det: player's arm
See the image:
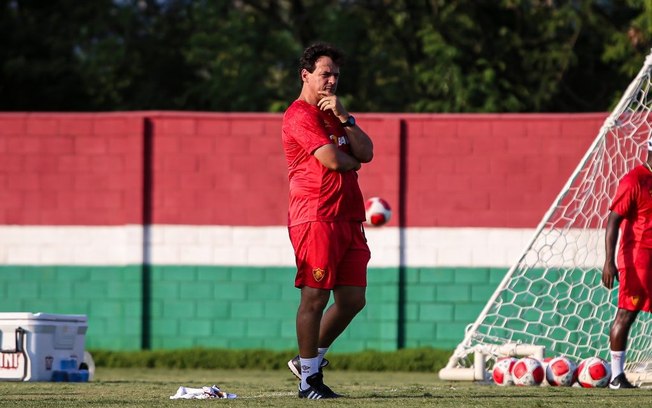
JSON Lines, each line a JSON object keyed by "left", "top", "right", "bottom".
{"left": 313, "top": 143, "right": 361, "bottom": 172}
{"left": 317, "top": 91, "right": 373, "bottom": 163}
{"left": 342, "top": 123, "right": 373, "bottom": 163}
{"left": 602, "top": 210, "right": 624, "bottom": 289}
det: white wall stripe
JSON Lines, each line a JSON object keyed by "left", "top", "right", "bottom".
{"left": 0, "top": 226, "right": 144, "bottom": 265}
{"left": 0, "top": 225, "right": 548, "bottom": 268}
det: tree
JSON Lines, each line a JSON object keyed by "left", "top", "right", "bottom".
{"left": 1, "top": 0, "right": 651, "bottom": 113}
{"left": 0, "top": 0, "right": 112, "bottom": 110}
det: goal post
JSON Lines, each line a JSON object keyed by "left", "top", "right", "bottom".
{"left": 439, "top": 50, "right": 652, "bottom": 384}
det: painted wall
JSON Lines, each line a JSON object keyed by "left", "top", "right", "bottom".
{"left": 0, "top": 112, "right": 605, "bottom": 351}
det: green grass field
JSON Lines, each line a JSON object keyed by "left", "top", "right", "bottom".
{"left": 0, "top": 368, "right": 648, "bottom": 407}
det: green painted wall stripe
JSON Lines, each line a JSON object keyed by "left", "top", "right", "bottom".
{"left": 0, "top": 265, "right": 505, "bottom": 351}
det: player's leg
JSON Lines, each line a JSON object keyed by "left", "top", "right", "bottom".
{"left": 610, "top": 254, "right": 643, "bottom": 389}
{"left": 318, "top": 222, "right": 370, "bottom": 353}
{"left": 288, "top": 222, "right": 342, "bottom": 398}
{"left": 609, "top": 308, "right": 638, "bottom": 388}
{"left": 296, "top": 286, "right": 330, "bottom": 386}
{"left": 319, "top": 285, "right": 366, "bottom": 348}
{"left": 295, "top": 287, "right": 342, "bottom": 398}
{"left": 609, "top": 248, "right": 652, "bottom": 388}
{"left": 610, "top": 308, "right": 638, "bottom": 351}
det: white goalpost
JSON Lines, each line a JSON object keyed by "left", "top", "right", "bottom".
{"left": 439, "top": 49, "right": 652, "bottom": 384}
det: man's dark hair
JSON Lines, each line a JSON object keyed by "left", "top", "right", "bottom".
{"left": 299, "top": 42, "right": 344, "bottom": 75}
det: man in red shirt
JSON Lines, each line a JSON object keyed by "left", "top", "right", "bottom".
{"left": 281, "top": 42, "right": 373, "bottom": 399}
{"left": 601, "top": 144, "right": 652, "bottom": 389}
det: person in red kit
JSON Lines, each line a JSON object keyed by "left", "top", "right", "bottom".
{"left": 601, "top": 140, "right": 652, "bottom": 389}
{"left": 281, "top": 42, "right": 373, "bottom": 399}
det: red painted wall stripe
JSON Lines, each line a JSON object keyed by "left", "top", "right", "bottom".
{"left": 0, "top": 112, "right": 605, "bottom": 228}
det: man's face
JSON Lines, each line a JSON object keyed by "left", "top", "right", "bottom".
{"left": 302, "top": 56, "right": 340, "bottom": 98}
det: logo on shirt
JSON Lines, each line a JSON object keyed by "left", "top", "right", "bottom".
{"left": 329, "top": 134, "right": 348, "bottom": 147}
{"left": 312, "top": 267, "right": 325, "bottom": 282}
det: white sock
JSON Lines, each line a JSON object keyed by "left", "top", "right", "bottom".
{"left": 299, "top": 357, "right": 319, "bottom": 391}
{"left": 611, "top": 350, "right": 625, "bottom": 379}
{"left": 317, "top": 347, "right": 329, "bottom": 366}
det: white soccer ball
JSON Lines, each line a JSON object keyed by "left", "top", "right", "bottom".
{"left": 365, "top": 197, "right": 392, "bottom": 227}
{"left": 545, "top": 356, "right": 577, "bottom": 386}
{"left": 577, "top": 357, "right": 611, "bottom": 388}
{"left": 512, "top": 357, "right": 544, "bottom": 386}
{"left": 492, "top": 357, "right": 517, "bottom": 386}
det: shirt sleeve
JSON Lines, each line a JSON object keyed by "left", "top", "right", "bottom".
{"left": 610, "top": 175, "right": 638, "bottom": 217}
{"left": 287, "top": 106, "right": 331, "bottom": 155}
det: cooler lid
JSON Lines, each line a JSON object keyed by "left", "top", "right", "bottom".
{"left": 0, "top": 312, "right": 87, "bottom": 323}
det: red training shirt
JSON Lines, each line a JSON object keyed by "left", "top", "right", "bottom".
{"left": 282, "top": 99, "right": 365, "bottom": 227}
{"left": 610, "top": 165, "right": 652, "bottom": 251}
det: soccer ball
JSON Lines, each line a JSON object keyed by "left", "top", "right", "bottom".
{"left": 365, "top": 197, "right": 392, "bottom": 227}
{"left": 492, "top": 357, "right": 517, "bottom": 386}
{"left": 512, "top": 357, "right": 544, "bottom": 386}
{"left": 577, "top": 357, "right": 611, "bottom": 388}
{"left": 545, "top": 356, "right": 577, "bottom": 386}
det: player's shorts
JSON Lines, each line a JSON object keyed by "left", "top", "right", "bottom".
{"left": 617, "top": 246, "right": 652, "bottom": 312}
{"left": 288, "top": 221, "right": 371, "bottom": 290}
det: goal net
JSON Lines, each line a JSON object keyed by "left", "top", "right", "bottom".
{"left": 439, "top": 50, "right": 652, "bottom": 384}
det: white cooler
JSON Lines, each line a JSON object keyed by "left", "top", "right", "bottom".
{"left": 0, "top": 312, "right": 88, "bottom": 381}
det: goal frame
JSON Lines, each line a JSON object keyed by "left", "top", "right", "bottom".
{"left": 439, "top": 50, "right": 652, "bottom": 384}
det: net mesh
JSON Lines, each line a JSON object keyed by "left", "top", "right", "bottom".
{"left": 449, "top": 52, "right": 652, "bottom": 376}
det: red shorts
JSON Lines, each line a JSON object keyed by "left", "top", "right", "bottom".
{"left": 288, "top": 221, "right": 371, "bottom": 289}
{"left": 617, "top": 246, "right": 652, "bottom": 312}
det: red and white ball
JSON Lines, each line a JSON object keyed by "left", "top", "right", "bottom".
{"left": 493, "top": 357, "right": 517, "bottom": 386}
{"left": 512, "top": 357, "right": 544, "bottom": 386}
{"left": 545, "top": 356, "right": 577, "bottom": 386}
{"left": 577, "top": 357, "right": 611, "bottom": 388}
{"left": 365, "top": 197, "right": 392, "bottom": 227}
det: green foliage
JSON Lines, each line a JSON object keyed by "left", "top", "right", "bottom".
{"left": 90, "top": 347, "right": 452, "bottom": 372}
{"left": 602, "top": 0, "right": 651, "bottom": 108}
{"left": 329, "top": 348, "right": 451, "bottom": 372}
{"left": 2, "top": 0, "right": 652, "bottom": 112}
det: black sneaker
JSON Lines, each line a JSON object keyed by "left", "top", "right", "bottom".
{"left": 297, "top": 373, "right": 341, "bottom": 399}
{"left": 287, "top": 355, "right": 329, "bottom": 380}
{"left": 610, "top": 373, "right": 637, "bottom": 389}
